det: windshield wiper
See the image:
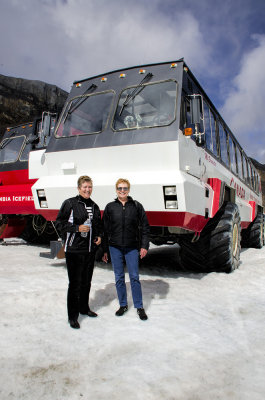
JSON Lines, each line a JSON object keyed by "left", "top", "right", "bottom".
{"left": 62, "top": 84, "right": 97, "bottom": 123}
{"left": 119, "top": 73, "right": 153, "bottom": 116}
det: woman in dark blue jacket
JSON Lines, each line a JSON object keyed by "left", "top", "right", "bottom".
{"left": 102, "top": 178, "right": 149, "bottom": 320}
{"left": 56, "top": 175, "right": 102, "bottom": 329}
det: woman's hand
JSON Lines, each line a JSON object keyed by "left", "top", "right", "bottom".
{"left": 102, "top": 252, "right": 108, "bottom": 263}
{"left": 79, "top": 224, "right": 90, "bottom": 233}
{"left": 140, "top": 248, "right": 148, "bottom": 259}
{"left": 94, "top": 236, "right": 101, "bottom": 245}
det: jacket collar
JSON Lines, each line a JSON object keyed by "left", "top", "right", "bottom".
{"left": 115, "top": 195, "right": 133, "bottom": 204}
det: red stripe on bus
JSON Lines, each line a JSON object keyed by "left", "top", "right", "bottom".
{"left": 249, "top": 201, "right": 256, "bottom": 222}
{"left": 42, "top": 209, "right": 209, "bottom": 232}
{"left": 207, "top": 178, "right": 222, "bottom": 217}
{"left": 0, "top": 169, "right": 36, "bottom": 185}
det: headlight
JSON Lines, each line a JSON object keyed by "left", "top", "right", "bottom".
{"left": 163, "top": 186, "right": 178, "bottom": 209}
{"left": 37, "top": 189, "right": 48, "bottom": 208}
{"left": 165, "top": 200, "right": 178, "bottom": 209}
{"left": 164, "top": 186, "right": 177, "bottom": 196}
{"left": 37, "top": 189, "right": 46, "bottom": 197}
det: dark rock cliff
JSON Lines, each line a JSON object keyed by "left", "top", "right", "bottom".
{"left": 0, "top": 74, "right": 68, "bottom": 139}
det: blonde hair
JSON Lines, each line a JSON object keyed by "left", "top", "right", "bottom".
{"left": 115, "top": 178, "right": 130, "bottom": 190}
{"left": 77, "top": 175, "right": 93, "bottom": 188}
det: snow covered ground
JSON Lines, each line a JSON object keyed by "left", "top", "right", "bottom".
{"left": 1, "top": 242, "right": 265, "bottom": 400}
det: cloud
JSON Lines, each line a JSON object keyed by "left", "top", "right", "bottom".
{"left": 44, "top": 0, "right": 213, "bottom": 90}
{"left": 0, "top": 0, "right": 211, "bottom": 91}
{"left": 221, "top": 34, "right": 265, "bottom": 161}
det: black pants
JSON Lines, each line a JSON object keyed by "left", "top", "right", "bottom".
{"left": 65, "top": 252, "right": 95, "bottom": 320}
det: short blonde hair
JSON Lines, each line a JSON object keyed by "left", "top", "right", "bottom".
{"left": 77, "top": 175, "right": 93, "bottom": 188}
{"left": 115, "top": 178, "right": 130, "bottom": 190}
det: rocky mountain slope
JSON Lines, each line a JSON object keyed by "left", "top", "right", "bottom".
{"left": 0, "top": 74, "right": 68, "bottom": 139}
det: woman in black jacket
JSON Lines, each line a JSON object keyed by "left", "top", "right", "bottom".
{"left": 56, "top": 175, "right": 102, "bottom": 329}
{"left": 102, "top": 178, "right": 149, "bottom": 320}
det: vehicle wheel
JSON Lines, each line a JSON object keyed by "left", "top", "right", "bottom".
{"left": 241, "top": 212, "right": 264, "bottom": 249}
{"left": 180, "top": 202, "right": 241, "bottom": 273}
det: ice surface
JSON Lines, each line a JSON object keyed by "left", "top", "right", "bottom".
{"left": 1, "top": 243, "right": 265, "bottom": 400}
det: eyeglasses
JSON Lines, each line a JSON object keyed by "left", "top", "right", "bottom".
{"left": 117, "top": 187, "right": 129, "bottom": 191}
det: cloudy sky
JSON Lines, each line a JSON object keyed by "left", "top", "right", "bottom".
{"left": 0, "top": 0, "right": 265, "bottom": 162}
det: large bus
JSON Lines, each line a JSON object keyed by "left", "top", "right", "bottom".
{"left": 0, "top": 112, "right": 57, "bottom": 240}
{"left": 29, "top": 59, "right": 263, "bottom": 272}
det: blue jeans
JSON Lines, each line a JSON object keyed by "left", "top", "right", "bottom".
{"left": 109, "top": 246, "right": 143, "bottom": 309}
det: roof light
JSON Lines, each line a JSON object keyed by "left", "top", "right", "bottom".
{"left": 184, "top": 66, "right": 189, "bottom": 73}
{"left": 119, "top": 73, "right": 126, "bottom": 78}
{"left": 170, "top": 63, "right": 177, "bottom": 68}
{"left": 22, "top": 126, "right": 26, "bottom": 129}
{"left": 75, "top": 83, "right": 82, "bottom": 87}
{"left": 101, "top": 77, "right": 107, "bottom": 82}
{"left": 139, "top": 69, "right": 146, "bottom": 74}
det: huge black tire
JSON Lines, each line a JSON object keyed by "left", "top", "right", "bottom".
{"left": 180, "top": 202, "right": 241, "bottom": 273}
{"left": 241, "top": 212, "right": 264, "bottom": 249}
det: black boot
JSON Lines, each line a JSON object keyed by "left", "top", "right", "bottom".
{"left": 115, "top": 305, "right": 128, "bottom": 316}
{"left": 69, "top": 319, "right": 80, "bottom": 329}
{"left": 137, "top": 308, "right": 148, "bottom": 320}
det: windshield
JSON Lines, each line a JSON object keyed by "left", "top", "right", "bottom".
{"left": 0, "top": 136, "right": 25, "bottom": 163}
{"left": 113, "top": 80, "right": 177, "bottom": 131}
{"left": 56, "top": 91, "right": 114, "bottom": 137}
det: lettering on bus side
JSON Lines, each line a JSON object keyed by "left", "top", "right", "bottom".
{"left": 0, "top": 196, "right": 34, "bottom": 202}
{"left": 230, "top": 178, "right": 246, "bottom": 199}
{"left": 205, "top": 153, "right": 217, "bottom": 166}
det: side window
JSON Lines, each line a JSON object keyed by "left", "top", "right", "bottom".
{"left": 204, "top": 102, "right": 218, "bottom": 156}
{"left": 0, "top": 136, "right": 25, "bottom": 163}
{"left": 20, "top": 143, "right": 31, "bottom": 161}
{"left": 253, "top": 170, "right": 259, "bottom": 193}
{"left": 244, "top": 157, "right": 251, "bottom": 186}
{"left": 219, "top": 123, "right": 229, "bottom": 166}
{"left": 249, "top": 165, "right": 254, "bottom": 189}
{"left": 236, "top": 147, "right": 244, "bottom": 180}
{"left": 228, "top": 136, "right": 237, "bottom": 174}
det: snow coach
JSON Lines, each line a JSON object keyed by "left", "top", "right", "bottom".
{"left": 0, "top": 112, "right": 57, "bottom": 240}
{"left": 29, "top": 59, "right": 263, "bottom": 272}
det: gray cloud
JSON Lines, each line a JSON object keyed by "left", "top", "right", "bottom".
{"left": 221, "top": 34, "right": 265, "bottom": 161}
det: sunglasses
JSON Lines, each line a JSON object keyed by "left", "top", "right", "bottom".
{"left": 117, "top": 187, "right": 129, "bottom": 191}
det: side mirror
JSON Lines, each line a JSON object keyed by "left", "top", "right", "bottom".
{"left": 191, "top": 97, "right": 201, "bottom": 124}
{"left": 189, "top": 95, "right": 205, "bottom": 146}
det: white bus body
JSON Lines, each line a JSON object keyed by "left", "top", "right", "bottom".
{"left": 29, "top": 60, "right": 263, "bottom": 272}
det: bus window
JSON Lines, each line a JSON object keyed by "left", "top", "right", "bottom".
{"left": 113, "top": 80, "right": 177, "bottom": 131}
{"left": 56, "top": 91, "right": 115, "bottom": 137}
{"left": 0, "top": 136, "right": 25, "bottom": 163}
{"left": 204, "top": 103, "right": 218, "bottom": 157}
{"left": 249, "top": 165, "right": 254, "bottom": 189}
{"left": 236, "top": 147, "right": 243, "bottom": 180}
{"left": 20, "top": 142, "right": 31, "bottom": 161}
{"left": 253, "top": 171, "right": 259, "bottom": 193}
{"left": 229, "top": 136, "right": 237, "bottom": 174}
{"left": 218, "top": 123, "right": 229, "bottom": 166}
{"left": 244, "top": 157, "right": 250, "bottom": 185}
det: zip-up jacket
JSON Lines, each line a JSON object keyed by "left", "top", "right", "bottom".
{"left": 55, "top": 195, "right": 102, "bottom": 254}
{"left": 102, "top": 196, "right": 149, "bottom": 251}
